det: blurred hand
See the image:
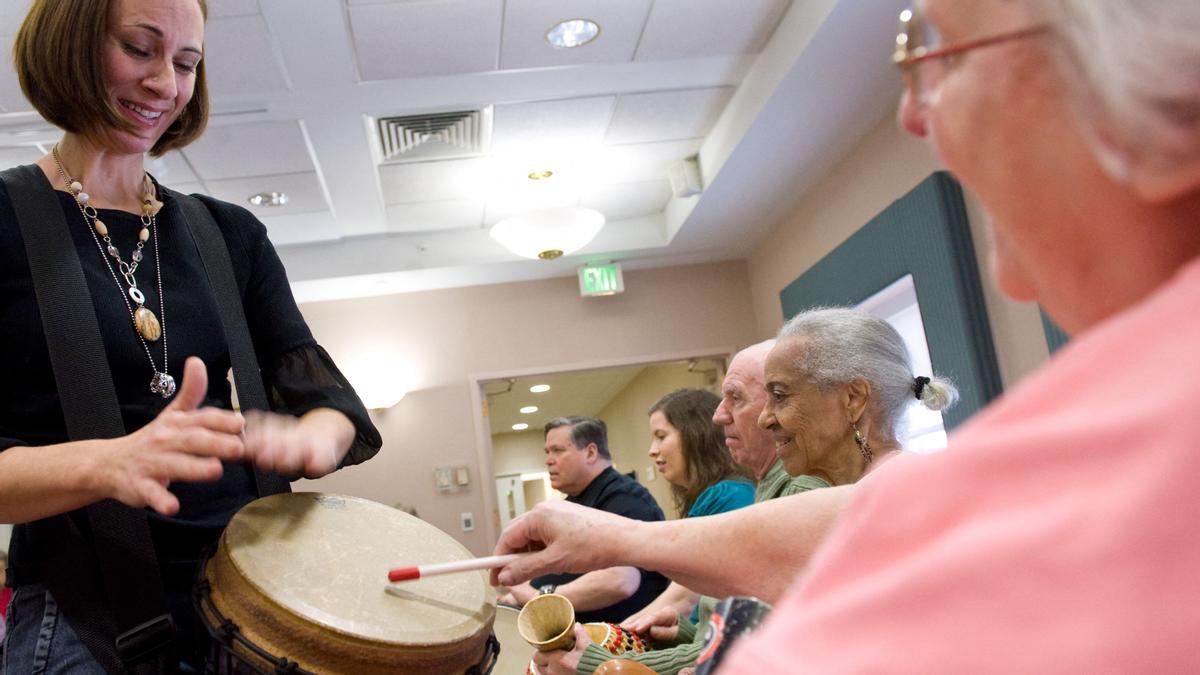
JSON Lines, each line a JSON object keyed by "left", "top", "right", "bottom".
{"left": 241, "top": 408, "right": 345, "bottom": 479}
{"left": 491, "top": 501, "right": 632, "bottom": 587}
{"left": 498, "top": 581, "right": 539, "bottom": 607}
{"left": 101, "top": 357, "right": 244, "bottom": 515}
{"left": 531, "top": 623, "right": 590, "bottom": 675}
{"left": 621, "top": 607, "right": 680, "bottom": 643}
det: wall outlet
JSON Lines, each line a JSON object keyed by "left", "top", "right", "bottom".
{"left": 646, "top": 464, "right": 657, "bottom": 481}
{"left": 461, "top": 512, "right": 475, "bottom": 532}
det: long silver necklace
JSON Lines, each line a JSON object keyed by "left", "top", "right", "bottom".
{"left": 51, "top": 145, "right": 176, "bottom": 398}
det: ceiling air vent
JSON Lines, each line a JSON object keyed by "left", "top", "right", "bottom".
{"left": 375, "top": 108, "right": 489, "bottom": 164}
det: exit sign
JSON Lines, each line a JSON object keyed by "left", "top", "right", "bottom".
{"left": 578, "top": 263, "right": 624, "bottom": 297}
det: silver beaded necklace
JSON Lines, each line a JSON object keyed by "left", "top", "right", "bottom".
{"left": 51, "top": 145, "right": 176, "bottom": 398}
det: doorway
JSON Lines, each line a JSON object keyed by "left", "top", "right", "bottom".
{"left": 469, "top": 348, "right": 733, "bottom": 547}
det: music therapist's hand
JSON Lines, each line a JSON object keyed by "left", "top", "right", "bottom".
{"left": 491, "top": 501, "right": 631, "bottom": 587}
{"left": 101, "top": 357, "right": 244, "bottom": 516}
{"left": 241, "top": 408, "right": 348, "bottom": 479}
{"left": 531, "top": 623, "right": 591, "bottom": 675}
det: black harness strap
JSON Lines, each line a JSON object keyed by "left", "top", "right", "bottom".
{"left": 2, "top": 164, "right": 172, "bottom": 674}
{"left": 168, "top": 190, "right": 289, "bottom": 498}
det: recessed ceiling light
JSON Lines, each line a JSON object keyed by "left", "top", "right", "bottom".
{"left": 248, "top": 191, "right": 289, "bottom": 207}
{"left": 527, "top": 170, "right": 554, "bottom": 181}
{"left": 545, "top": 19, "right": 600, "bottom": 48}
{"left": 530, "top": 384, "right": 551, "bottom": 393}
{"left": 520, "top": 405, "right": 539, "bottom": 414}
{"left": 512, "top": 423, "right": 529, "bottom": 431}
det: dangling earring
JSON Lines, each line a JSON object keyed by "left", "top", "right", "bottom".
{"left": 852, "top": 422, "right": 873, "bottom": 464}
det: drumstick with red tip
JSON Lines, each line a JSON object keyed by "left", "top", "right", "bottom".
{"left": 387, "top": 553, "right": 527, "bottom": 582}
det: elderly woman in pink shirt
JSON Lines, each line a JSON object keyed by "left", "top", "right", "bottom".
{"left": 495, "top": 0, "right": 1200, "bottom": 670}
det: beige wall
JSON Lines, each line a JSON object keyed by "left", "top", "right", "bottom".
{"left": 492, "top": 430, "right": 546, "bottom": 477}
{"left": 597, "top": 363, "right": 721, "bottom": 519}
{"left": 747, "top": 115, "right": 1050, "bottom": 389}
{"left": 296, "top": 262, "right": 757, "bottom": 555}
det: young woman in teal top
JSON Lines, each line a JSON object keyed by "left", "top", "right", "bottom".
{"left": 648, "top": 388, "right": 755, "bottom": 520}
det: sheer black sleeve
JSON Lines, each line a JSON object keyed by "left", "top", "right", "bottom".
{"left": 194, "top": 194, "right": 382, "bottom": 468}
{"left": 262, "top": 343, "right": 381, "bottom": 467}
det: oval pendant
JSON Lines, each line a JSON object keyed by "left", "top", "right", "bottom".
{"left": 134, "top": 306, "right": 162, "bottom": 342}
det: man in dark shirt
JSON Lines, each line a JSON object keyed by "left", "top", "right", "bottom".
{"left": 498, "top": 416, "right": 668, "bottom": 623}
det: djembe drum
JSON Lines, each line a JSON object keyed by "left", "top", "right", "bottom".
{"left": 492, "top": 605, "right": 535, "bottom": 674}
{"left": 195, "top": 493, "right": 498, "bottom": 674}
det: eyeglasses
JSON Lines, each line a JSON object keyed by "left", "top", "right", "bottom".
{"left": 893, "top": 5, "right": 1049, "bottom": 107}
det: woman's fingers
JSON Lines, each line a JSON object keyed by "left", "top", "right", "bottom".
{"left": 168, "top": 356, "right": 210, "bottom": 412}
{"left": 241, "top": 411, "right": 339, "bottom": 478}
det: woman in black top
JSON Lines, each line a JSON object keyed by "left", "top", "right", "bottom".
{"left": 0, "top": 0, "right": 381, "bottom": 671}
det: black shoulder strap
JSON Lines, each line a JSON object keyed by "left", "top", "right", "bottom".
{"left": 1, "top": 164, "right": 172, "bottom": 674}
{"left": 168, "top": 190, "right": 290, "bottom": 498}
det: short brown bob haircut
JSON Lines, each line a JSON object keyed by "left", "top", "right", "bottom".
{"left": 13, "top": 0, "right": 209, "bottom": 157}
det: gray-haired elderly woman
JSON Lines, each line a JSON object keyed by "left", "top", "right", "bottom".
{"left": 758, "top": 308, "right": 956, "bottom": 485}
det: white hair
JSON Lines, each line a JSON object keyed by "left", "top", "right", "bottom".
{"left": 1041, "top": 0, "right": 1200, "bottom": 175}
{"left": 778, "top": 308, "right": 958, "bottom": 442}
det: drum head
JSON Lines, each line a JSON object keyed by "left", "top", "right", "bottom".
{"left": 493, "top": 605, "right": 535, "bottom": 675}
{"left": 207, "top": 492, "right": 495, "bottom": 673}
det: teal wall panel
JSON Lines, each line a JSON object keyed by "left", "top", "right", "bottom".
{"left": 779, "top": 172, "right": 1001, "bottom": 431}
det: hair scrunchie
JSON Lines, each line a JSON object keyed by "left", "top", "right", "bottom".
{"left": 913, "top": 376, "right": 931, "bottom": 400}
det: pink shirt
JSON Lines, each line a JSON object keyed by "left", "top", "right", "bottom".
{"left": 722, "top": 258, "right": 1200, "bottom": 673}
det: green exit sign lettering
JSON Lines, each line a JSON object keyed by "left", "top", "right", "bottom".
{"left": 578, "top": 263, "right": 624, "bottom": 297}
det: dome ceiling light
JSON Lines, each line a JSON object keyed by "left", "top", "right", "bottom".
{"left": 490, "top": 207, "right": 605, "bottom": 260}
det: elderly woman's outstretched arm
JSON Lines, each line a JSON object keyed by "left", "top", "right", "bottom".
{"left": 492, "top": 483, "right": 857, "bottom": 603}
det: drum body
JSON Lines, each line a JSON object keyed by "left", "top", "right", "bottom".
{"left": 196, "top": 492, "right": 497, "bottom": 674}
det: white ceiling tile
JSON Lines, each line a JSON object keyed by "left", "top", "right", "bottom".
{"left": 483, "top": 190, "right": 579, "bottom": 226}
{"left": 605, "top": 87, "right": 733, "bottom": 145}
{"left": 207, "top": 0, "right": 261, "bottom": 18}
{"left": 170, "top": 182, "right": 208, "bottom": 197}
{"left": 146, "top": 151, "right": 199, "bottom": 185}
{"left": 203, "top": 15, "right": 288, "bottom": 98}
{"left": 349, "top": 1, "right": 501, "bottom": 81}
{"left": 204, "top": 171, "right": 329, "bottom": 217}
{"left": 386, "top": 199, "right": 485, "bottom": 233}
{"left": 0, "top": 1, "right": 32, "bottom": 29}
{"left": 581, "top": 180, "right": 672, "bottom": 221}
{"left": 0, "top": 145, "right": 41, "bottom": 169}
{"left": 500, "top": 0, "right": 652, "bottom": 70}
{"left": 260, "top": 211, "right": 342, "bottom": 247}
{"left": 635, "top": 0, "right": 790, "bottom": 61}
{"left": 379, "top": 158, "right": 491, "bottom": 205}
{"left": 586, "top": 139, "right": 703, "bottom": 184}
{"left": 182, "top": 121, "right": 314, "bottom": 180}
{"left": 0, "top": 49, "right": 32, "bottom": 113}
{"left": 491, "top": 96, "right": 615, "bottom": 157}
